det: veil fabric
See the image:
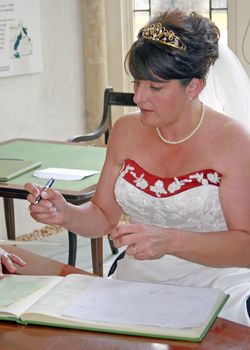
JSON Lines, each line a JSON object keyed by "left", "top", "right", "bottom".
{"left": 200, "top": 43, "right": 250, "bottom": 131}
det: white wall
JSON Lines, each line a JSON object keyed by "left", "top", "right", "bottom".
{"left": 104, "top": 0, "right": 135, "bottom": 124}
{"left": 0, "top": 0, "right": 86, "bottom": 238}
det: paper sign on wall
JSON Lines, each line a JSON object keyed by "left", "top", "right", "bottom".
{"left": 0, "top": 0, "right": 43, "bottom": 77}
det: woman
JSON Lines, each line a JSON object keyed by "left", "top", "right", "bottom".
{"left": 0, "top": 247, "right": 26, "bottom": 277}
{"left": 25, "top": 9, "right": 250, "bottom": 326}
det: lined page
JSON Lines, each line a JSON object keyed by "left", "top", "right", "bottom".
{"left": 63, "top": 278, "right": 222, "bottom": 329}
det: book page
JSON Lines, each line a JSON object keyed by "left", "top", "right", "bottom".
{"left": 0, "top": 275, "right": 62, "bottom": 317}
{"left": 23, "top": 274, "right": 95, "bottom": 319}
{"left": 63, "top": 278, "right": 222, "bottom": 329}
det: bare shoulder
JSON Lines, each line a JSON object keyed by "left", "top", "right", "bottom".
{"left": 109, "top": 111, "right": 143, "bottom": 146}
{"left": 105, "top": 111, "right": 142, "bottom": 164}
{"left": 112, "top": 111, "right": 141, "bottom": 133}
{"left": 207, "top": 108, "right": 250, "bottom": 172}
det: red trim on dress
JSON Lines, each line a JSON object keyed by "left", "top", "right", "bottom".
{"left": 119, "top": 159, "right": 222, "bottom": 198}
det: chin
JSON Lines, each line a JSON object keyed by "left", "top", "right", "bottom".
{"left": 139, "top": 113, "right": 156, "bottom": 127}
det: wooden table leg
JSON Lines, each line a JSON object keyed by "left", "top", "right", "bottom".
{"left": 3, "top": 197, "right": 16, "bottom": 240}
{"left": 91, "top": 237, "right": 103, "bottom": 276}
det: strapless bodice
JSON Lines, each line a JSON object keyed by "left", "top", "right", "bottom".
{"left": 114, "top": 159, "right": 227, "bottom": 232}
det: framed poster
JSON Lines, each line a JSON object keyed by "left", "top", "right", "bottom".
{"left": 0, "top": 0, "right": 43, "bottom": 77}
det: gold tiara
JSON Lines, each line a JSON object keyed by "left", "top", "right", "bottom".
{"left": 139, "top": 22, "right": 186, "bottom": 51}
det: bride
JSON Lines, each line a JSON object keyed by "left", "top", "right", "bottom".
{"left": 25, "top": 9, "right": 250, "bottom": 327}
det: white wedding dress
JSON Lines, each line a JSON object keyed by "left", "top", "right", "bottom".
{"left": 113, "top": 159, "right": 250, "bottom": 327}
{"left": 112, "top": 44, "right": 250, "bottom": 327}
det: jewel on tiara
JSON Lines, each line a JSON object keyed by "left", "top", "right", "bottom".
{"left": 139, "top": 22, "right": 186, "bottom": 51}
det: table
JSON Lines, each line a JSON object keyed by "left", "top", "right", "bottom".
{"left": 0, "top": 245, "right": 249, "bottom": 350}
{"left": 0, "top": 138, "right": 106, "bottom": 275}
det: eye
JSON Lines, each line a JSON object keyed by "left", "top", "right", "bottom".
{"left": 131, "top": 80, "right": 140, "bottom": 90}
{"left": 150, "top": 84, "right": 162, "bottom": 91}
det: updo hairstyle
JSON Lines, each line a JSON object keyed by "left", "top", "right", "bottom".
{"left": 126, "top": 8, "right": 220, "bottom": 86}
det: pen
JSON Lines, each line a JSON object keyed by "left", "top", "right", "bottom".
{"left": 34, "top": 178, "right": 55, "bottom": 205}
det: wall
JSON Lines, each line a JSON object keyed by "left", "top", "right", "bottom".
{"left": 104, "top": 0, "right": 135, "bottom": 124}
{"left": 0, "top": 0, "right": 85, "bottom": 239}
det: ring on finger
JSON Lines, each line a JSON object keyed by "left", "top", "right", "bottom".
{"left": 132, "top": 245, "right": 137, "bottom": 255}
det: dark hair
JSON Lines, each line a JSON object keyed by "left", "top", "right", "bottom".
{"left": 125, "top": 9, "right": 220, "bottom": 86}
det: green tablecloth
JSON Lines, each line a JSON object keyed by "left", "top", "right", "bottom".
{"left": 0, "top": 140, "right": 106, "bottom": 192}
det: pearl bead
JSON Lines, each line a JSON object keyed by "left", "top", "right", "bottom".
{"left": 156, "top": 103, "right": 205, "bottom": 145}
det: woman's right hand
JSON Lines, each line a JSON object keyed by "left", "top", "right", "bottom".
{"left": 24, "top": 182, "right": 68, "bottom": 226}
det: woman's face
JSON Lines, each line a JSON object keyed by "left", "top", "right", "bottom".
{"left": 133, "top": 79, "right": 187, "bottom": 128}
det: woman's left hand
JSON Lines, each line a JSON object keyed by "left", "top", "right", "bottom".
{"left": 110, "top": 223, "right": 170, "bottom": 260}
{"left": 0, "top": 247, "right": 26, "bottom": 278}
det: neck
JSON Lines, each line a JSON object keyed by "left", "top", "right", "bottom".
{"left": 156, "top": 102, "right": 205, "bottom": 145}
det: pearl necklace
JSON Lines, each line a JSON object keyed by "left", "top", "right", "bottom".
{"left": 156, "top": 103, "right": 205, "bottom": 145}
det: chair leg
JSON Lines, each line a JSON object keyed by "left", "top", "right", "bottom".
{"left": 91, "top": 237, "right": 103, "bottom": 276}
{"left": 68, "top": 232, "right": 103, "bottom": 276}
{"left": 68, "top": 231, "right": 77, "bottom": 266}
{"left": 108, "top": 234, "right": 119, "bottom": 254}
{"left": 3, "top": 198, "right": 16, "bottom": 240}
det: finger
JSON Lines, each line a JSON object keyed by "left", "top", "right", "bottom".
{"left": 29, "top": 199, "right": 56, "bottom": 212}
{"left": 110, "top": 223, "right": 136, "bottom": 240}
{"left": 25, "top": 184, "right": 44, "bottom": 205}
{"left": 30, "top": 211, "right": 58, "bottom": 223}
{"left": 113, "top": 233, "right": 138, "bottom": 248}
{"left": 29, "top": 209, "right": 60, "bottom": 225}
{"left": 126, "top": 244, "right": 137, "bottom": 256}
{"left": 9, "top": 254, "right": 26, "bottom": 267}
{"left": 32, "top": 189, "right": 56, "bottom": 206}
{"left": 27, "top": 192, "right": 37, "bottom": 205}
{"left": 1, "top": 254, "right": 16, "bottom": 273}
{"left": 25, "top": 182, "right": 42, "bottom": 196}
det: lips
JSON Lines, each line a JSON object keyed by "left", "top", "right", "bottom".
{"left": 140, "top": 108, "right": 153, "bottom": 113}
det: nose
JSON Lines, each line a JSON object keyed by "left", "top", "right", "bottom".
{"left": 133, "top": 82, "right": 148, "bottom": 105}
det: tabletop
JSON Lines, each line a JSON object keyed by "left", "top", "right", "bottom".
{"left": 0, "top": 138, "right": 106, "bottom": 202}
{"left": 0, "top": 138, "right": 107, "bottom": 274}
{"left": 0, "top": 245, "right": 249, "bottom": 350}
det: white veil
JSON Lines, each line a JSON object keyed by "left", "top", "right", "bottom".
{"left": 200, "top": 43, "right": 250, "bottom": 131}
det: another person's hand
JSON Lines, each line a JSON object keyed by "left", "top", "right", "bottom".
{"left": 110, "top": 223, "right": 171, "bottom": 260}
{"left": 0, "top": 247, "right": 26, "bottom": 278}
{"left": 25, "top": 182, "right": 68, "bottom": 226}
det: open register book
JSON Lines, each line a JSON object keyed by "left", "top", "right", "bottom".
{"left": 0, "top": 274, "right": 229, "bottom": 342}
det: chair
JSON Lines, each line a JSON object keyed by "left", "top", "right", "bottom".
{"left": 68, "top": 87, "right": 136, "bottom": 276}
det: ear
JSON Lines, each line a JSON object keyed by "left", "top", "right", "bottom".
{"left": 185, "top": 78, "right": 204, "bottom": 99}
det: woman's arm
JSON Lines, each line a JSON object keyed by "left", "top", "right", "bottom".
{"left": 25, "top": 118, "right": 130, "bottom": 238}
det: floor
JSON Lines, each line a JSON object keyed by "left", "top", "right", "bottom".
{"left": 11, "top": 230, "right": 121, "bottom": 277}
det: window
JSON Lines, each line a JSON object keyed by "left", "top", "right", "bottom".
{"left": 133, "top": 0, "right": 228, "bottom": 43}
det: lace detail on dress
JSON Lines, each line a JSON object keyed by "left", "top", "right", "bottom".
{"left": 118, "top": 159, "right": 221, "bottom": 198}
{"left": 114, "top": 159, "right": 226, "bottom": 232}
